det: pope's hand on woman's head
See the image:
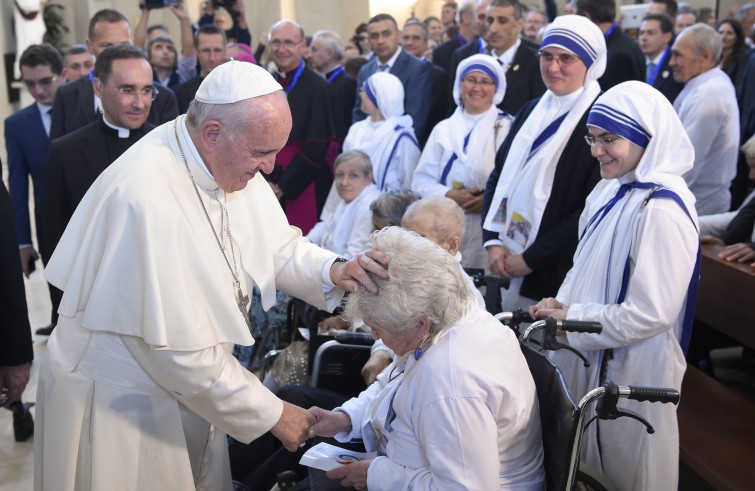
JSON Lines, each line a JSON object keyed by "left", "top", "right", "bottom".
{"left": 330, "top": 250, "right": 390, "bottom": 294}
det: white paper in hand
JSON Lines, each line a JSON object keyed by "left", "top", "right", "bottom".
{"left": 299, "top": 442, "right": 376, "bottom": 472}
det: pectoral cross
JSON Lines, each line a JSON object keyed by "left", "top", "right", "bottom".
{"left": 237, "top": 287, "right": 251, "bottom": 330}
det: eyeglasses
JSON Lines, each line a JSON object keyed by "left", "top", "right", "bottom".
{"left": 584, "top": 134, "right": 621, "bottom": 148}
{"left": 538, "top": 51, "right": 581, "bottom": 66}
{"left": 462, "top": 76, "right": 495, "bottom": 87}
{"left": 269, "top": 39, "right": 302, "bottom": 49}
{"left": 23, "top": 76, "right": 58, "bottom": 90}
{"left": 109, "top": 85, "right": 159, "bottom": 101}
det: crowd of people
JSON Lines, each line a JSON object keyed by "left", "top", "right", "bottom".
{"left": 2, "top": 0, "right": 755, "bottom": 490}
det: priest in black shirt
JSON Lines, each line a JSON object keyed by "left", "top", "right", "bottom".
{"left": 268, "top": 20, "right": 337, "bottom": 235}
{"left": 42, "top": 45, "right": 156, "bottom": 331}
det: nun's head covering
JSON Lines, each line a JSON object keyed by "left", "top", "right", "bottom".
{"left": 452, "top": 54, "right": 507, "bottom": 108}
{"left": 587, "top": 81, "right": 694, "bottom": 184}
{"left": 540, "top": 14, "right": 607, "bottom": 86}
{"left": 363, "top": 72, "right": 406, "bottom": 119}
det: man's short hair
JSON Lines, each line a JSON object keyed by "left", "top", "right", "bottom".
{"left": 677, "top": 5, "right": 697, "bottom": 18}
{"left": 643, "top": 12, "right": 674, "bottom": 34}
{"left": 576, "top": 0, "right": 615, "bottom": 24}
{"left": 312, "top": 30, "right": 345, "bottom": 61}
{"left": 368, "top": 13, "right": 399, "bottom": 30}
{"left": 680, "top": 23, "right": 723, "bottom": 65}
{"left": 147, "top": 23, "right": 169, "bottom": 36}
{"left": 489, "top": 0, "right": 526, "bottom": 20}
{"left": 88, "top": 9, "right": 130, "bottom": 41}
{"left": 64, "top": 44, "right": 89, "bottom": 58}
{"left": 404, "top": 19, "right": 430, "bottom": 41}
{"left": 195, "top": 25, "right": 227, "bottom": 48}
{"left": 651, "top": 0, "right": 678, "bottom": 18}
{"left": 94, "top": 44, "right": 149, "bottom": 84}
{"left": 20, "top": 43, "right": 64, "bottom": 75}
{"left": 268, "top": 20, "right": 306, "bottom": 42}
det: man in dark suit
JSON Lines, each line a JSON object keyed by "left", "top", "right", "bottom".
{"left": 0, "top": 169, "right": 34, "bottom": 441}
{"left": 450, "top": 0, "right": 546, "bottom": 116}
{"left": 42, "top": 45, "right": 156, "bottom": 334}
{"left": 402, "top": 19, "right": 449, "bottom": 142}
{"left": 577, "top": 0, "right": 645, "bottom": 90}
{"left": 433, "top": 0, "right": 479, "bottom": 74}
{"left": 352, "top": 13, "right": 432, "bottom": 143}
{"left": 639, "top": 13, "right": 683, "bottom": 103}
{"left": 50, "top": 8, "right": 177, "bottom": 139}
{"left": 732, "top": 50, "right": 755, "bottom": 208}
{"left": 309, "top": 29, "right": 357, "bottom": 142}
{"left": 174, "top": 25, "right": 227, "bottom": 114}
{"left": 4, "top": 44, "right": 65, "bottom": 334}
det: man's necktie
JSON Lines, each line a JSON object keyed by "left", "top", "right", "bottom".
{"left": 378, "top": 64, "right": 389, "bottom": 72}
{"left": 646, "top": 62, "right": 656, "bottom": 83}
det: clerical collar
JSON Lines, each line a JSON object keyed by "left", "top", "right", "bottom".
{"left": 102, "top": 114, "right": 133, "bottom": 139}
{"left": 179, "top": 115, "right": 219, "bottom": 192}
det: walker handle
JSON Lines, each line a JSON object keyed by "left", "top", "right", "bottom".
{"left": 623, "top": 386, "right": 680, "bottom": 405}
{"left": 549, "top": 318, "right": 603, "bottom": 334}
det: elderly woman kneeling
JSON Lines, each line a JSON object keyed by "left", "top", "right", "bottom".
{"left": 308, "top": 227, "right": 544, "bottom": 490}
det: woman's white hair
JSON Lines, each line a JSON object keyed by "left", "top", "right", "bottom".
{"left": 344, "top": 226, "right": 475, "bottom": 348}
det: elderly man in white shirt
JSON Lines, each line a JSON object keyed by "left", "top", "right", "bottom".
{"left": 670, "top": 23, "right": 740, "bottom": 215}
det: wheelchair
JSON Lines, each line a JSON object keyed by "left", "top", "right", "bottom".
{"left": 499, "top": 312, "right": 681, "bottom": 491}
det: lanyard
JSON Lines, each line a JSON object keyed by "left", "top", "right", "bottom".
{"left": 646, "top": 46, "right": 669, "bottom": 86}
{"left": 326, "top": 66, "right": 344, "bottom": 84}
{"left": 282, "top": 59, "right": 305, "bottom": 94}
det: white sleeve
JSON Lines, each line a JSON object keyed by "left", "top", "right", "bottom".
{"left": 412, "top": 129, "right": 451, "bottom": 198}
{"left": 306, "top": 220, "right": 326, "bottom": 247}
{"left": 366, "top": 397, "right": 500, "bottom": 490}
{"left": 333, "top": 379, "right": 388, "bottom": 443}
{"left": 698, "top": 210, "right": 737, "bottom": 237}
{"left": 680, "top": 96, "right": 725, "bottom": 190}
{"left": 396, "top": 138, "right": 421, "bottom": 191}
{"left": 565, "top": 203, "right": 698, "bottom": 351}
{"left": 345, "top": 203, "right": 376, "bottom": 259}
{"left": 121, "top": 337, "right": 283, "bottom": 444}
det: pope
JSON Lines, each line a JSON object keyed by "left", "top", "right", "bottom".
{"left": 33, "top": 60, "right": 388, "bottom": 491}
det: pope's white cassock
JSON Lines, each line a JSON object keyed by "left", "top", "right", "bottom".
{"left": 34, "top": 63, "right": 344, "bottom": 491}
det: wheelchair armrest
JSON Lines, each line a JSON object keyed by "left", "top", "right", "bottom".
{"left": 334, "top": 331, "right": 375, "bottom": 346}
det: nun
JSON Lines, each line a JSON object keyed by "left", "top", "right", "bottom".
{"left": 481, "top": 15, "right": 606, "bottom": 310}
{"left": 342, "top": 72, "right": 421, "bottom": 192}
{"left": 412, "top": 54, "right": 513, "bottom": 270}
{"left": 530, "top": 81, "right": 700, "bottom": 490}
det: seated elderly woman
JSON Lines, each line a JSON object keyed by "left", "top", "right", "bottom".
{"left": 308, "top": 226, "right": 545, "bottom": 490}
{"left": 343, "top": 72, "right": 421, "bottom": 192}
{"left": 699, "top": 134, "right": 755, "bottom": 266}
{"left": 530, "top": 81, "right": 700, "bottom": 489}
{"left": 412, "top": 54, "right": 513, "bottom": 269}
{"left": 307, "top": 150, "right": 380, "bottom": 258}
